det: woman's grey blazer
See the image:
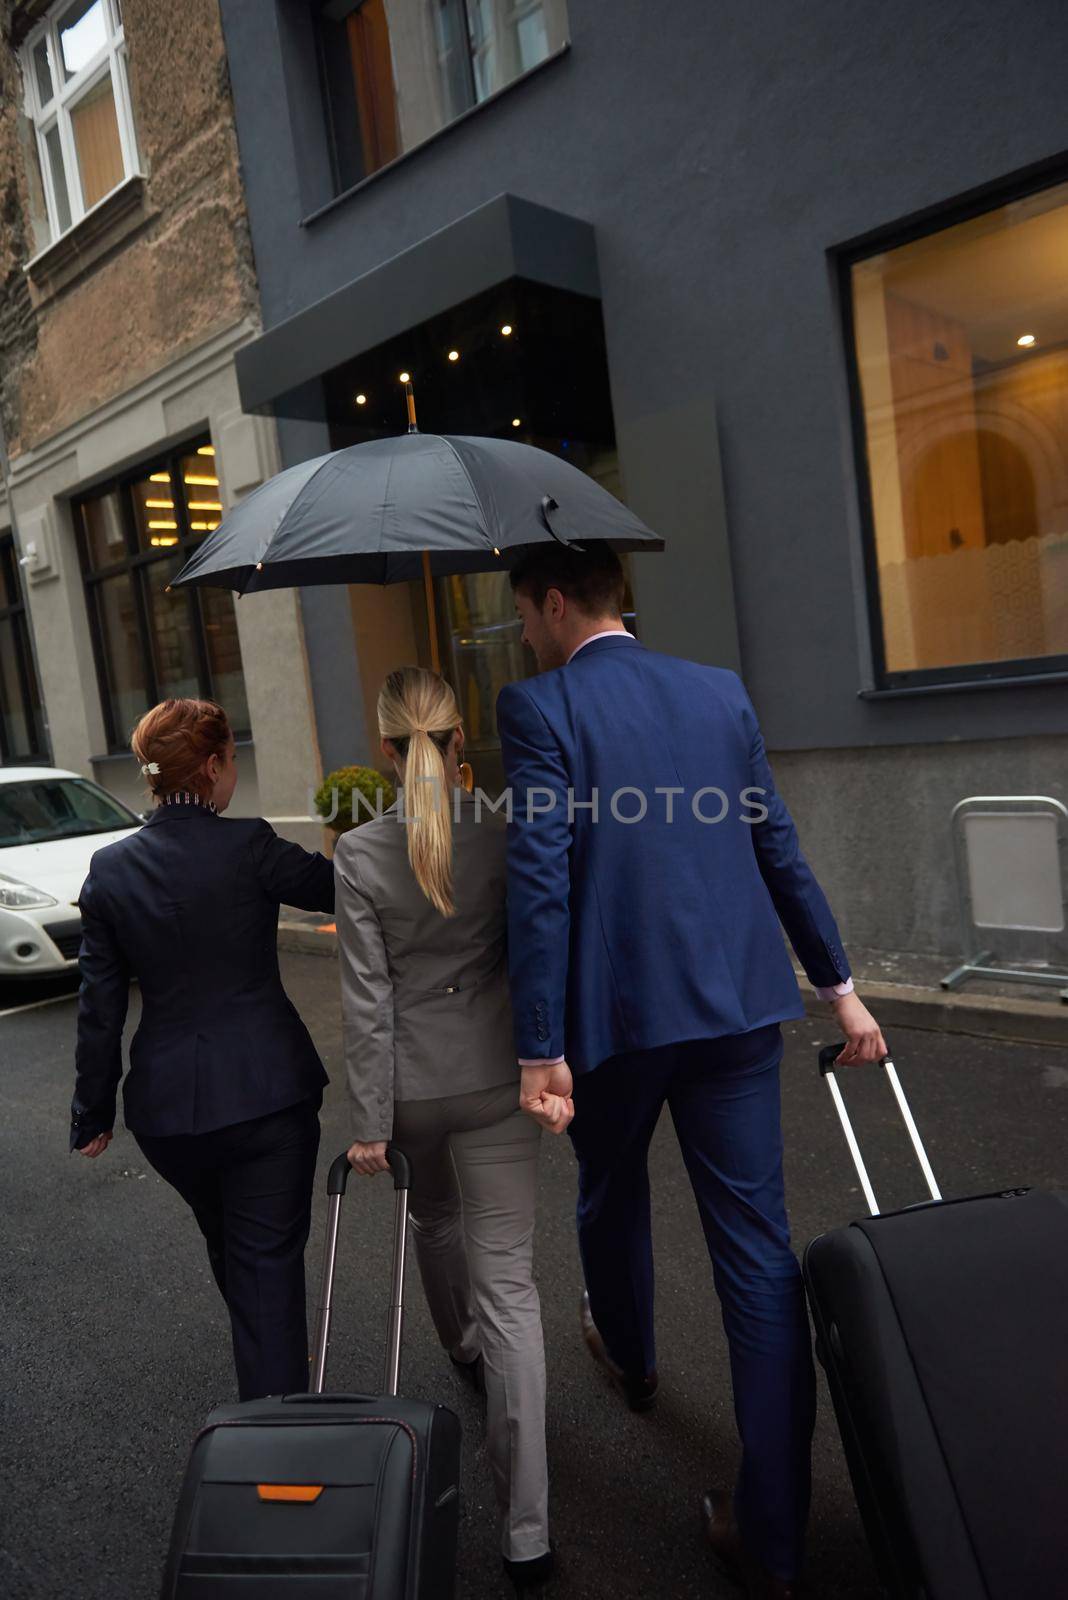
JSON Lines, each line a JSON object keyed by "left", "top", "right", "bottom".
{"left": 334, "top": 789, "right": 518, "bottom": 1142}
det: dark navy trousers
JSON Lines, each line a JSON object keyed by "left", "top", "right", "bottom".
{"left": 569, "top": 1025, "right": 815, "bottom": 1581}
{"left": 135, "top": 1099, "right": 321, "bottom": 1402}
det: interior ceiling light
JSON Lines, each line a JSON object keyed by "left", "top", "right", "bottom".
{"left": 512, "top": 418, "right": 521, "bottom": 427}
{"left": 1017, "top": 333, "right": 1037, "bottom": 348}
{"left": 399, "top": 371, "right": 411, "bottom": 383}
{"left": 197, "top": 445, "right": 216, "bottom": 456}
{"left": 184, "top": 474, "right": 219, "bottom": 486}
{"left": 448, "top": 350, "right": 460, "bottom": 362}
{"left": 500, "top": 324, "right": 513, "bottom": 336}
{"left": 355, "top": 393, "right": 367, "bottom": 405}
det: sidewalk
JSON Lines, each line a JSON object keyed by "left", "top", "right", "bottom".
{"left": 278, "top": 915, "right": 1068, "bottom": 1049}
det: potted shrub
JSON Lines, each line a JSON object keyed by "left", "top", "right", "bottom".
{"left": 314, "top": 765, "right": 396, "bottom": 840}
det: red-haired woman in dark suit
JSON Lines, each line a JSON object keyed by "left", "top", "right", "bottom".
{"left": 70, "top": 697, "right": 334, "bottom": 1401}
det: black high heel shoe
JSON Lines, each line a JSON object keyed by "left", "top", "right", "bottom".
{"left": 503, "top": 1547, "right": 555, "bottom": 1594}
{"left": 449, "top": 1351, "right": 485, "bottom": 1395}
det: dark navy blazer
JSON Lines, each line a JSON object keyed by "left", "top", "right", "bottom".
{"left": 497, "top": 635, "right": 851, "bottom": 1073}
{"left": 70, "top": 802, "right": 334, "bottom": 1150}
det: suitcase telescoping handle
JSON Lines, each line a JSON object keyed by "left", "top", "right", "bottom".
{"left": 310, "top": 1146, "right": 412, "bottom": 1398}
{"left": 818, "top": 1044, "right": 941, "bottom": 1218}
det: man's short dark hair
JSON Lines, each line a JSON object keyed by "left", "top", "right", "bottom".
{"left": 508, "top": 542, "right": 625, "bottom": 617}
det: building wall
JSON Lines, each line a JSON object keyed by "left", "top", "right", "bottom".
{"left": 1, "top": 0, "right": 257, "bottom": 454}
{"left": 0, "top": 0, "right": 324, "bottom": 846}
{"left": 220, "top": 0, "right": 1068, "bottom": 756}
{"left": 218, "top": 0, "right": 1068, "bottom": 955}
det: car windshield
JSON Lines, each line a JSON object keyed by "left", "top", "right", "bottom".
{"left": 0, "top": 778, "right": 139, "bottom": 847}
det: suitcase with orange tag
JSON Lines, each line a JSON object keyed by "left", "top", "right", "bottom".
{"left": 161, "top": 1147, "right": 461, "bottom": 1598}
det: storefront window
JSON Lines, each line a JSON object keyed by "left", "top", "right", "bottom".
{"left": 0, "top": 536, "right": 47, "bottom": 763}
{"left": 849, "top": 179, "right": 1068, "bottom": 683}
{"left": 319, "top": 0, "right": 569, "bottom": 190}
{"left": 75, "top": 438, "right": 250, "bottom": 750}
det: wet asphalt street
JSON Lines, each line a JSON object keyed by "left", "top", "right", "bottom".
{"left": 2, "top": 951, "right": 1067, "bottom": 1600}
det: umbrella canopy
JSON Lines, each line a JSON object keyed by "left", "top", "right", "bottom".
{"left": 171, "top": 431, "right": 663, "bottom": 596}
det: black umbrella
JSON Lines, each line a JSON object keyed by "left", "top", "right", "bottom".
{"left": 172, "top": 387, "right": 662, "bottom": 671}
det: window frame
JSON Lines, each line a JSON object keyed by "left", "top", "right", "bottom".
{"left": 311, "top": 0, "right": 569, "bottom": 213}
{"left": 19, "top": 0, "right": 140, "bottom": 246}
{"left": 840, "top": 166, "right": 1068, "bottom": 695}
{"left": 73, "top": 435, "right": 250, "bottom": 754}
{"left": 0, "top": 534, "right": 47, "bottom": 765}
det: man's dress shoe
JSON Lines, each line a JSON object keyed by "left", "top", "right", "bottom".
{"left": 579, "top": 1292, "right": 658, "bottom": 1411}
{"left": 701, "top": 1488, "right": 800, "bottom": 1598}
{"left": 503, "top": 1546, "right": 555, "bottom": 1593}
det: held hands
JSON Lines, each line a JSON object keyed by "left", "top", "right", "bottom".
{"left": 347, "top": 1140, "right": 390, "bottom": 1176}
{"left": 831, "top": 993, "right": 888, "bottom": 1066}
{"left": 78, "top": 1131, "right": 113, "bottom": 1159}
{"left": 520, "top": 1062, "right": 575, "bottom": 1134}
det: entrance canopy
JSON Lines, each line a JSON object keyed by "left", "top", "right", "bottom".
{"left": 234, "top": 193, "right": 600, "bottom": 417}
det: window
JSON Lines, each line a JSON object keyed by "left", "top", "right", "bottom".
{"left": 848, "top": 178, "right": 1068, "bottom": 686}
{"left": 20, "top": 0, "right": 139, "bottom": 245}
{"left": 319, "top": 0, "right": 568, "bottom": 190}
{"left": 0, "top": 536, "right": 46, "bottom": 764}
{"left": 75, "top": 439, "right": 251, "bottom": 752}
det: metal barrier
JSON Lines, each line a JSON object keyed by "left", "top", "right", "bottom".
{"left": 941, "top": 795, "right": 1068, "bottom": 1003}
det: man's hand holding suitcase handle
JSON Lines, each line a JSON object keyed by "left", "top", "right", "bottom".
{"left": 827, "top": 992, "right": 886, "bottom": 1066}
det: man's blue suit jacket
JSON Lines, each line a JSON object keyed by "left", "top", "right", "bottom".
{"left": 70, "top": 805, "right": 334, "bottom": 1149}
{"left": 497, "top": 635, "right": 851, "bottom": 1073}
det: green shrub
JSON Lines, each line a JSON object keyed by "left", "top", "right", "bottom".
{"left": 314, "top": 765, "right": 396, "bottom": 834}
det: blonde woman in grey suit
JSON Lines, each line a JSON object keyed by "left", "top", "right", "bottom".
{"left": 335, "top": 666, "right": 571, "bottom": 1594}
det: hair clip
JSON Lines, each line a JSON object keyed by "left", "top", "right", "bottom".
{"left": 141, "top": 762, "right": 160, "bottom": 776}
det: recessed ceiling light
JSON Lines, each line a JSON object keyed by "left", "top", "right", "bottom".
{"left": 399, "top": 371, "right": 411, "bottom": 383}
{"left": 500, "top": 324, "right": 513, "bottom": 336}
{"left": 512, "top": 417, "right": 521, "bottom": 427}
{"left": 355, "top": 393, "right": 367, "bottom": 405}
{"left": 1017, "top": 333, "right": 1037, "bottom": 348}
{"left": 448, "top": 349, "right": 460, "bottom": 362}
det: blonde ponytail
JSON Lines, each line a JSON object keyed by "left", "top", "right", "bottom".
{"left": 378, "top": 667, "right": 461, "bottom": 917}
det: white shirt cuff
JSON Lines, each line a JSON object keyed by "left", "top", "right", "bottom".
{"left": 814, "top": 978, "right": 855, "bottom": 1001}
{"left": 518, "top": 1056, "right": 566, "bottom": 1068}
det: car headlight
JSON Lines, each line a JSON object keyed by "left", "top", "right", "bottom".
{"left": 0, "top": 874, "right": 58, "bottom": 909}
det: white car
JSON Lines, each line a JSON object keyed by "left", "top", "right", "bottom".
{"left": 0, "top": 766, "right": 142, "bottom": 978}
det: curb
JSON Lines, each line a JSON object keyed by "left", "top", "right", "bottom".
{"left": 278, "top": 924, "right": 1068, "bottom": 1048}
{"left": 278, "top": 922, "right": 338, "bottom": 958}
{"left": 801, "top": 980, "right": 1068, "bottom": 1050}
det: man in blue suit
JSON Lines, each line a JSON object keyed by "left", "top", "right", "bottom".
{"left": 497, "top": 543, "right": 885, "bottom": 1599}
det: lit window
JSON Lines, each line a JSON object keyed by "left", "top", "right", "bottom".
{"left": 20, "top": 0, "right": 140, "bottom": 246}
{"left": 319, "top": 0, "right": 569, "bottom": 190}
{"left": 75, "top": 438, "right": 249, "bottom": 751}
{"left": 848, "top": 179, "right": 1068, "bottom": 683}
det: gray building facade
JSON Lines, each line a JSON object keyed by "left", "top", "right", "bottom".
{"left": 217, "top": 0, "right": 1068, "bottom": 959}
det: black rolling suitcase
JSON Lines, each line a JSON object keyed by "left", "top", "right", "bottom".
{"left": 804, "top": 1043, "right": 1068, "bottom": 1600}
{"left": 161, "top": 1148, "right": 462, "bottom": 1598}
